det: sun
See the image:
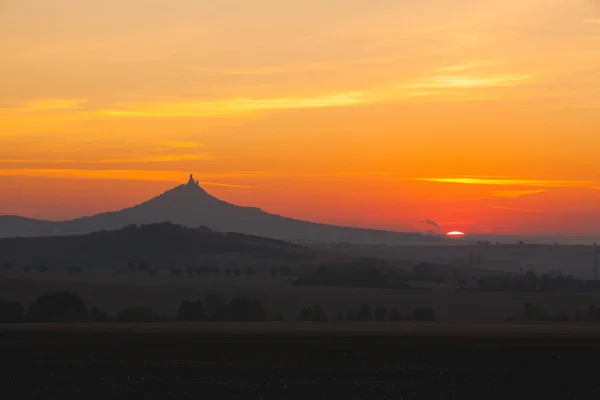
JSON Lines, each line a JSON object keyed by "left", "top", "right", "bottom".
{"left": 446, "top": 231, "right": 465, "bottom": 237}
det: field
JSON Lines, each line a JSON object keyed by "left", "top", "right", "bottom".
{"left": 2, "top": 323, "right": 600, "bottom": 399}
{"left": 4, "top": 274, "right": 600, "bottom": 322}
{"left": 320, "top": 243, "right": 600, "bottom": 279}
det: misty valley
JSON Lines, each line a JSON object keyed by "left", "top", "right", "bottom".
{"left": 2, "top": 222, "right": 600, "bottom": 325}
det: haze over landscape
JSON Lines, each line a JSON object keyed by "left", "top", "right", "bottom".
{"left": 3, "top": 2, "right": 600, "bottom": 398}
{"left": 1, "top": 0, "right": 600, "bottom": 238}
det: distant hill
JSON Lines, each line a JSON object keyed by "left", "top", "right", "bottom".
{"left": 0, "top": 223, "right": 332, "bottom": 270}
{"left": 0, "top": 175, "right": 445, "bottom": 245}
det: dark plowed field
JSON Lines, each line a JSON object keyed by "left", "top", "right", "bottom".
{"left": 2, "top": 324, "right": 600, "bottom": 399}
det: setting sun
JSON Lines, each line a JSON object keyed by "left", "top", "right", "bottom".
{"left": 446, "top": 231, "right": 466, "bottom": 237}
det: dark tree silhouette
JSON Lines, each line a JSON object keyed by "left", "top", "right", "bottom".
{"left": 297, "top": 304, "right": 328, "bottom": 321}
{"left": 245, "top": 266, "right": 257, "bottom": 275}
{"left": 225, "top": 268, "right": 232, "bottom": 275}
{"left": 375, "top": 306, "right": 387, "bottom": 321}
{"left": 2, "top": 262, "right": 13, "bottom": 271}
{"left": 412, "top": 307, "right": 436, "bottom": 322}
{"left": 204, "top": 295, "right": 227, "bottom": 321}
{"left": 346, "top": 311, "right": 356, "bottom": 321}
{"left": 28, "top": 292, "right": 88, "bottom": 322}
{"left": 138, "top": 262, "right": 150, "bottom": 273}
{"left": 522, "top": 303, "right": 546, "bottom": 321}
{"left": 356, "top": 304, "right": 373, "bottom": 321}
{"left": 337, "top": 311, "right": 345, "bottom": 321}
{"left": 229, "top": 298, "right": 267, "bottom": 322}
{"left": 176, "top": 300, "right": 206, "bottom": 322}
{"left": 234, "top": 269, "right": 241, "bottom": 277}
{"left": 128, "top": 262, "right": 136, "bottom": 272}
{"left": 187, "top": 266, "right": 195, "bottom": 276}
{"left": 115, "top": 306, "right": 160, "bottom": 323}
{"left": 90, "top": 306, "right": 109, "bottom": 322}
{"left": 37, "top": 264, "right": 49, "bottom": 273}
{"left": 389, "top": 308, "right": 403, "bottom": 321}
{"left": 22, "top": 265, "right": 33, "bottom": 274}
{"left": 0, "top": 299, "right": 24, "bottom": 323}
{"left": 270, "top": 311, "right": 285, "bottom": 321}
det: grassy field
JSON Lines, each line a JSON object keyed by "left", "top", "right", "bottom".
{"left": 4, "top": 275, "right": 600, "bottom": 322}
{"left": 2, "top": 323, "right": 600, "bottom": 399}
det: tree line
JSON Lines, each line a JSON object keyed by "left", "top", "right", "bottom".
{"left": 0, "top": 292, "right": 437, "bottom": 324}
{"left": 507, "top": 302, "right": 600, "bottom": 322}
{"left": 475, "top": 270, "right": 600, "bottom": 293}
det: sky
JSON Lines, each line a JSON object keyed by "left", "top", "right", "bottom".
{"left": 1, "top": 0, "right": 599, "bottom": 236}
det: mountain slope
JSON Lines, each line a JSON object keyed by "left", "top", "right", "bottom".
{"left": 0, "top": 223, "right": 327, "bottom": 269}
{"left": 0, "top": 177, "right": 444, "bottom": 244}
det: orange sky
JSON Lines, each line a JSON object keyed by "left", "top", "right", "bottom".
{"left": 1, "top": 0, "right": 599, "bottom": 235}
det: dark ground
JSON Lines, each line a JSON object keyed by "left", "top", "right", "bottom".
{"left": 2, "top": 323, "right": 600, "bottom": 399}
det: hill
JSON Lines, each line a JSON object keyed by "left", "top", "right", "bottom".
{"left": 0, "top": 222, "right": 332, "bottom": 270}
{"left": 0, "top": 175, "right": 445, "bottom": 245}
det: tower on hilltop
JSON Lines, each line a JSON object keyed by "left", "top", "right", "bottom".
{"left": 188, "top": 174, "right": 199, "bottom": 186}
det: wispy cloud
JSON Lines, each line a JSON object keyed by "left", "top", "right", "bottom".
{"left": 491, "top": 189, "right": 547, "bottom": 198}
{"left": 197, "top": 181, "right": 256, "bottom": 189}
{"left": 0, "top": 169, "right": 257, "bottom": 188}
{"left": 0, "top": 154, "right": 213, "bottom": 164}
{"left": 403, "top": 74, "right": 532, "bottom": 90}
{"left": 435, "top": 61, "right": 493, "bottom": 73}
{"left": 8, "top": 99, "right": 87, "bottom": 112}
{"left": 487, "top": 205, "right": 550, "bottom": 214}
{"left": 99, "top": 92, "right": 368, "bottom": 118}
{"left": 412, "top": 177, "right": 599, "bottom": 189}
{"left": 582, "top": 19, "right": 600, "bottom": 24}
{"left": 162, "top": 141, "right": 202, "bottom": 149}
{"left": 189, "top": 64, "right": 334, "bottom": 76}
{"left": 0, "top": 169, "right": 187, "bottom": 181}
{"left": 188, "top": 57, "right": 397, "bottom": 77}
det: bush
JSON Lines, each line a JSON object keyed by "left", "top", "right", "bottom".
{"left": 0, "top": 300, "right": 24, "bottom": 323}
{"left": 297, "top": 304, "right": 328, "bottom": 322}
{"left": 375, "top": 306, "right": 387, "bottom": 321}
{"left": 356, "top": 304, "right": 373, "bottom": 321}
{"left": 90, "top": 306, "right": 110, "bottom": 322}
{"left": 389, "top": 308, "right": 404, "bottom": 321}
{"left": 229, "top": 298, "right": 267, "bottom": 322}
{"left": 27, "top": 292, "right": 88, "bottom": 322}
{"left": 412, "top": 307, "right": 436, "bottom": 322}
{"left": 176, "top": 300, "right": 206, "bottom": 322}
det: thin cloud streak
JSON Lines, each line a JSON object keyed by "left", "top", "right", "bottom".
{"left": 402, "top": 74, "right": 532, "bottom": 90}
{"left": 491, "top": 189, "right": 547, "bottom": 198}
{"left": 487, "top": 205, "right": 551, "bottom": 214}
{"left": 0, "top": 99, "right": 88, "bottom": 112}
{"left": 412, "top": 177, "right": 599, "bottom": 189}
{"left": 0, "top": 154, "right": 213, "bottom": 164}
{"left": 197, "top": 181, "right": 256, "bottom": 189}
{"left": 99, "top": 92, "right": 369, "bottom": 117}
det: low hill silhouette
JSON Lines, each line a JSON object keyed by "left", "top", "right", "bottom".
{"left": 0, "top": 175, "right": 445, "bottom": 245}
{"left": 0, "top": 222, "right": 330, "bottom": 270}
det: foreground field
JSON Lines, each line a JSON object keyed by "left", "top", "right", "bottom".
{"left": 4, "top": 276, "right": 600, "bottom": 322}
{"left": 2, "top": 323, "right": 600, "bottom": 399}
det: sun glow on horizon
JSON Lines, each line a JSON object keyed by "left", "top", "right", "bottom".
{"left": 1, "top": 0, "right": 600, "bottom": 235}
{"left": 446, "top": 231, "right": 466, "bottom": 237}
